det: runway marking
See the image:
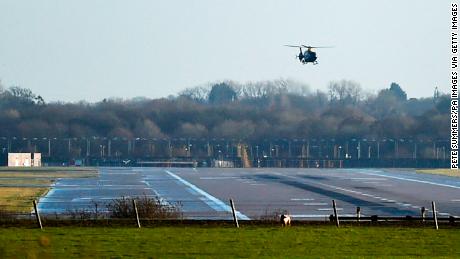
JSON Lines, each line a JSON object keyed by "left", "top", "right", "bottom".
{"left": 283, "top": 174, "right": 430, "bottom": 214}
{"left": 350, "top": 178, "right": 387, "bottom": 181}
{"left": 165, "top": 170, "right": 250, "bottom": 220}
{"left": 451, "top": 199, "right": 460, "bottom": 202}
{"left": 72, "top": 197, "right": 127, "bottom": 201}
{"left": 303, "top": 203, "right": 328, "bottom": 206}
{"left": 250, "top": 183, "right": 266, "bottom": 186}
{"left": 145, "top": 187, "right": 171, "bottom": 206}
{"left": 291, "top": 214, "right": 330, "bottom": 218}
{"left": 199, "top": 177, "right": 239, "bottom": 180}
{"left": 291, "top": 198, "right": 315, "bottom": 201}
{"left": 354, "top": 170, "right": 460, "bottom": 189}
{"left": 317, "top": 208, "right": 343, "bottom": 211}
{"left": 291, "top": 214, "right": 356, "bottom": 218}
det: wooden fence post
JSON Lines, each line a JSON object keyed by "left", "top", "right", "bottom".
{"left": 133, "top": 199, "right": 141, "bottom": 228}
{"left": 229, "top": 198, "right": 239, "bottom": 228}
{"left": 33, "top": 200, "right": 43, "bottom": 230}
{"left": 332, "top": 200, "right": 339, "bottom": 227}
{"left": 431, "top": 201, "right": 438, "bottom": 230}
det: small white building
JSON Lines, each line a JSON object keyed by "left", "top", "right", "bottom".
{"left": 8, "top": 153, "right": 41, "bottom": 167}
{"left": 211, "top": 159, "right": 234, "bottom": 168}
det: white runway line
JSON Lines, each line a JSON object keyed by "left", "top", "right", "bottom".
{"left": 284, "top": 174, "right": 432, "bottom": 214}
{"left": 199, "top": 177, "right": 238, "bottom": 180}
{"left": 350, "top": 178, "right": 387, "bottom": 181}
{"left": 291, "top": 198, "right": 315, "bottom": 201}
{"left": 451, "top": 199, "right": 460, "bottom": 202}
{"left": 317, "top": 208, "right": 343, "bottom": 211}
{"left": 354, "top": 170, "right": 460, "bottom": 189}
{"left": 165, "top": 170, "right": 250, "bottom": 220}
{"left": 398, "top": 203, "right": 412, "bottom": 207}
{"left": 291, "top": 214, "right": 356, "bottom": 218}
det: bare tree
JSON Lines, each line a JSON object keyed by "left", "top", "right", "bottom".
{"left": 179, "top": 86, "right": 210, "bottom": 103}
{"left": 328, "top": 80, "right": 362, "bottom": 105}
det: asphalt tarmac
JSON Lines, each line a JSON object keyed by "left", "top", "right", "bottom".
{"left": 38, "top": 167, "right": 460, "bottom": 220}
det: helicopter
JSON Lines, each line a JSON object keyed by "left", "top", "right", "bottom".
{"left": 285, "top": 44, "right": 333, "bottom": 65}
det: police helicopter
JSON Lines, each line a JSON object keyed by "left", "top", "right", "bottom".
{"left": 285, "top": 44, "right": 333, "bottom": 65}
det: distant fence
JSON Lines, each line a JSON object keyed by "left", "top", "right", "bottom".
{"left": 0, "top": 137, "right": 451, "bottom": 168}
{"left": 38, "top": 157, "right": 451, "bottom": 169}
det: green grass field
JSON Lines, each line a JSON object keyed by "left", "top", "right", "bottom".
{"left": 0, "top": 226, "right": 459, "bottom": 258}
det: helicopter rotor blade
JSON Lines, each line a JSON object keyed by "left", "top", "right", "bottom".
{"left": 301, "top": 45, "right": 334, "bottom": 49}
{"left": 284, "top": 45, "right": 302, "bottom": 48}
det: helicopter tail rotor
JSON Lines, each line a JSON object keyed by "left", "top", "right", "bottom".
{"left": 285, "top": 45, "right": 304, "bottom": 61}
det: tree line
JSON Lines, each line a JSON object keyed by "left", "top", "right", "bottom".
{"left": 0, "top": 79, "right": 449, "bottom": 142}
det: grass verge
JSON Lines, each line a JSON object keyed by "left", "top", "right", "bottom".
{"left": 0, "top": 167, "right": 98, "bottom": 212}
{"left": 0, "top": 187, "right": 48, "bottom": 212}
{"left": 416, "top": 169, "right": 460, "bottom": 178}
{"left": 0, "top": 226, "right": 459, "bottom": 258}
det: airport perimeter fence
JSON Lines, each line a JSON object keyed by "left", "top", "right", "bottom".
{"left": 38, "top": 157, "right": 451, "bottom": 169}
{"left": 0, "top": 137, "right": 452, "bottom": 168}
{"left": 1, "top": 197, "right": 459, "bottom": 229}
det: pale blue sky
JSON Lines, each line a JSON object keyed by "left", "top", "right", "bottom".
{"left": 0, "top": 0, "right": 451, "bottom": 102}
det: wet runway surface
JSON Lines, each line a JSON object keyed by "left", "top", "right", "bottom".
{"left": 39, "top": 167, "right": 460, "bottom": 220}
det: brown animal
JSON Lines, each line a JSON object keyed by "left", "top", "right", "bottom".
{"left": 280, "top": 214, "right": 291, "bottom": 227}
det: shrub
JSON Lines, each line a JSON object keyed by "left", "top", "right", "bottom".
{"left": 107, "top": 195, "right": 182, "bottom": 220}
{"left": 259, "top": 208, "right": 288, "bottom": 222}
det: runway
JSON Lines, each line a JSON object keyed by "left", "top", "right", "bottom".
{"left": 38, "top": 167, "right": 460, "bottom": 220}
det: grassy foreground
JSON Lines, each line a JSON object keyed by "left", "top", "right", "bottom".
{"left": 0, "top": 226, "right": 459, "bottom": 258}
{"left": 416, "top": 169, "right": 460, "bottom": 178}
{"left": 0, "top": 167, "right": 98, "bottom": 212}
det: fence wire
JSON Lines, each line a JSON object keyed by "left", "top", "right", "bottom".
{"left": 1, "top": 197, "right": 458, "bottom": 224}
